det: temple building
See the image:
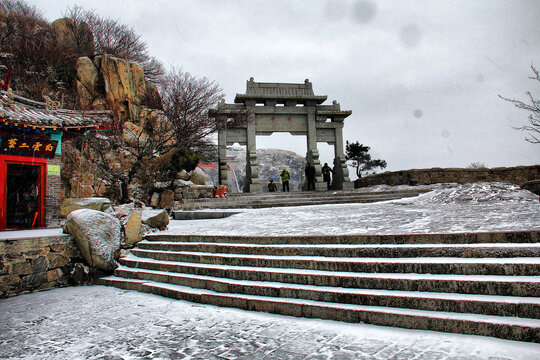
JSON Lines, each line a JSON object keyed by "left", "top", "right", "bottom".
{"left": 0, "top": 89, "right": 111, "bottom": 230}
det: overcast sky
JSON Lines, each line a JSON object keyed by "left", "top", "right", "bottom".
{"left": 30, "top": 0, "right": 539, "bottom": 173}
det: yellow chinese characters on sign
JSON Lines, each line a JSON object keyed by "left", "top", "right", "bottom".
{"left": 47, "top": 165, "right": 60, "bottom": 176}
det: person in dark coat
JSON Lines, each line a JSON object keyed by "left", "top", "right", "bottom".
{"left": 268, "top": 179, "right": 277, "bottom": 192}
{"left": 321, "top": 163, "right": 333, "bottom": 190}
{"left": 305, "top": 163, "right": 316, "bottom": 191}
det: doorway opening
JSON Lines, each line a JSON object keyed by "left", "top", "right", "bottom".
{"left": 5, "top": 163, "right": 44, "bottom": 229}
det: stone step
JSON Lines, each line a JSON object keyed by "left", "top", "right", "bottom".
{"left": 182, "top": 195, "right": 408, "bottom": 210}
{"left": 129, "top": 248, "right": 540, "bottom": 276}
{"left": 180, "top": 190, "right": 426, "bottom": 210}
{"left": 98, "top": 276, "right": 540, "bottom": 343}
{"left": 173, "top": 211, "right": 241, "bottom": 220}
{"left": 145, "top": 231, "right": 540, "bottom": 245}
{"left": 112, "top": 266, "right": 540, "bottom": 319}
{"left": 137, "top": 241, "right": 540, "bottom": 258}
{"left": 119, "top": 256, "right": 540, "bottom": 297}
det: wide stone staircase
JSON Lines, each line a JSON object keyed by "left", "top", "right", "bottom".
{"left": 99, "top": 231, "right": 540, "bottom": 342}
{"left": 179, "top": 189, "right": 428, "bottom": 211}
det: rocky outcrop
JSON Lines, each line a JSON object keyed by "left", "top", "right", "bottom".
{"left": 65, "top": 209, "right": 122, "bottom": 271}
{"left": 100, "top": 54, "right": 147, "bottom": 122}
{"left": 51, "top": 18, "right": 94, "bottom": 56}
{"left": 75, "top": 54, "right": 149, "bottom": 123}
{"left": 225, "top": 148, "right": 307, "bottom": 192}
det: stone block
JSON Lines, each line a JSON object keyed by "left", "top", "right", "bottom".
{"left": 12, "top": 261, "right": 32, "bottom": 276}
{"left": 22, "top": 272, "right": 47, "bottom": 288}
{"left": 32, "top": 256, "right": 48, "bottom": 274}
{"left": 47, "top": 253, "right": 70, "bottom": 269}
{"left": 159, "top": 189, "right": 175, "bottom": 210}
{"left": 150, "top": 192, "right": 160, "bottom": 208}
{"left": 47, "top": 268, "right": 62, "bottom": 282}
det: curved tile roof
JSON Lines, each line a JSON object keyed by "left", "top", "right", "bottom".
{"left": 0, "top": 90, "right": 112, "bottom": 129}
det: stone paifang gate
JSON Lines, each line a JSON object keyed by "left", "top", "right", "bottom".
{"left": 210, "top": 78, "right": 354, "bottom": 192}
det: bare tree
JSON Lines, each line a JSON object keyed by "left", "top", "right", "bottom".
{"left": 160, "top": 68, "right": 224, "bottom": 158}
{"left": 65, "top": 5, "right": 165, "bottom": 83}
{"left": 0, "top": 0, "right": 75, "bottom": 102}
{"left": 66, "top": 111, "right": 178, "bottom": 203}
{"left": 499, "top": 65, "right": 540, "bottom": 144}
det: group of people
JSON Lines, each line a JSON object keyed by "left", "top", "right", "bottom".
{"left": 267, "top": 163, "right": 334, "bottom": 192}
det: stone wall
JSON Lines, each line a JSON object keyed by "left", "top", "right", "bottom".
{"left": 0, "top": 234, "right": 83, "bottom": 298}
{"left": 354, "top": 165, "right": 540, "bottom": 188}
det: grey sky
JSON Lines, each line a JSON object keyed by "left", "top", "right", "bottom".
{"left": 30, "top": 0, "right": 539, "bottom": 173}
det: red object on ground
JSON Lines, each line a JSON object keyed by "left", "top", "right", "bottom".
{"left": 213, "top": 185, "right": 229, "bottom": 198}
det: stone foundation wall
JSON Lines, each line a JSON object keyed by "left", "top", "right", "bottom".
{"left": 354, "top": 165, "right": 540, "bottom": 188}
{"left": 0, "top": 234, "right": 83, "bottom": 298}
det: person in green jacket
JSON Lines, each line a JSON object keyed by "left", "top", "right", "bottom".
{"left": 280, "top": 166, "right": 290, "bottom": 192}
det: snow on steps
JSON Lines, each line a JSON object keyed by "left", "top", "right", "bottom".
{"left": 179, "top": 189, "right": 425, "bottom": 210}
{"left": 99, "top": 276, "right": 540, "bottom": 343}
{"left": 99, "top": 230, "right": 540, "bottom": 342}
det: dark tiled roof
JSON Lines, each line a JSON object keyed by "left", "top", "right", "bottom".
{"left": 234, "top": 78, "right": 327, "bottom": 104}
{"left": 0, "top": 90, "right": 112, "bottom": 129}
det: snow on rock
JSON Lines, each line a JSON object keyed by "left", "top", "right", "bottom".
{"left": 401, "top": 182, "right": 539, "bottom": 205}
{"left": 65, "top": 209, "right": 122, "bottom": 271}
{"left": 141, "top": 209, "right": 169, "bottom": 229}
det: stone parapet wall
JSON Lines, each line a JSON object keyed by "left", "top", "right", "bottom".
{"left": 354, "top": 165, "right": 540, "bottom": 188}
{"left": 0, "top": 234, "right": 82, "bottom": 298}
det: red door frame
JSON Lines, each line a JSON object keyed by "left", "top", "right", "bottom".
{"left": 0, "top": 155, "right": 47, "bottom": 230}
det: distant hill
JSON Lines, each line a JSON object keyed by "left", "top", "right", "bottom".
{"left": 202, "top": 148, "right": 307, "bottom": 192}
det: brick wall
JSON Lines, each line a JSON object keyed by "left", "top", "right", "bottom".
{"left": 46, "top": 156, "right": 62, "bottom": 228}
{"left": 0, "top": 234, "right": 83, "bottom": 298}
{"left": 354, "top": 165, "right": 540, "bottom": 188}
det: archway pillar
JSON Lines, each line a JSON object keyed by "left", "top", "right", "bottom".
{"left": 217, "top": 117, "right": 228, "bottom": 187}
{"left": 244, "top": 104, "right": 262, "bottom": 193}
{"left": 331, "top": 121, "right": 354, "bottom": 190}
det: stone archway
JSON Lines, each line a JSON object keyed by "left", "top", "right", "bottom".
{"left": 209, "top": 78, "right": 353, "bottom": 192}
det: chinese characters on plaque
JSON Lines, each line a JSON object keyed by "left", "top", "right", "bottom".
{"left": 0, "top": 135, "right": 58, "bottom": 158}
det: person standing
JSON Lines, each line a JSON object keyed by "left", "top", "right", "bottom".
{"left": 280, "top": 166, "right": 290, "bottom": 192}
{"left": 305, "top": 162, "right": 315, "bottom": 191}
{"left": 268, "top": 179, "right": 277, "bottom": 192}
{"left": 321, "top": 163, "right": 333, "bottom": 190}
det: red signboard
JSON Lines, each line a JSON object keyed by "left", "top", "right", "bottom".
{"left": 0, "top": 135, "right": 58, "bottom": 158}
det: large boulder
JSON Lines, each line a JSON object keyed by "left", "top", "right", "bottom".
{"left": 65, "top": 209, "right": 122, "bottom": 271}
{"left": 124, "top": 210, "right": 143, "bottom": 245}
{"left": 60, "top": 197, "right": 112, "bottom": 217}
{"left": 51, "top": 18, "right": 94, "bottom": 56}
{"left": 191, "top": 167, "right": 207, "bottom": 185}
{"left": 100, "top": 54, "right": 147, "bottom": 122}
{"left": 141, "top": 209, "right": 169, "bottom": 229}
{"left": 76, "top": 57, "right": 100, "bottom": 109}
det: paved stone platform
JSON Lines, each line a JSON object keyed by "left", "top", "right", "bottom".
{"left": 1, "top": 286, "right": 539, "bottom": 359}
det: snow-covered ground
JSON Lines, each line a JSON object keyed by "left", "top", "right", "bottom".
{"left": 1, "top": 286, "right": 539, "bottom": 360}
{"left": 2, "top": 182, "right": 539, "bottom": 359}
{"left": 164, "top": 182, "right": 540, "bottom": 236}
